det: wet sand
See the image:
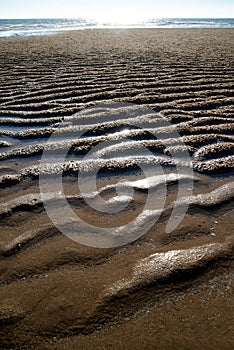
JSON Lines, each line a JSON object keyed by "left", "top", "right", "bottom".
{"left": 0, "top": 29, "right": 233, "bottom": 349}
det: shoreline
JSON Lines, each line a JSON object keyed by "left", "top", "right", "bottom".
{"left": 1, "top": 18, "right": 234, "bottom": 39}
{"left": 1, "top": 26, "right": 234, "bottom": 41}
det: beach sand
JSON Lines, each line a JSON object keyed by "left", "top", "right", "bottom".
{"left": 0, "top": 29, "right": 233, "bottom": 349}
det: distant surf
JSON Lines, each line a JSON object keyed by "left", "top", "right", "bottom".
{"left": 0, "top": 18, "right": 234, "bottom": 38}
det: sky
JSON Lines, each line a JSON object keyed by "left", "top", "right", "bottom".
{"left": 0, "top": 0, "right": 233, "bottom": 23}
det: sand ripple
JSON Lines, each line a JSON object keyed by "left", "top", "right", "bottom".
{"left": 0, "top": 29, "right": 233, "bottom": 347}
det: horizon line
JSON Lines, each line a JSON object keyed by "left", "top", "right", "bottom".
{"left": 0, "top": 17, "right": 233, "bottom": 20}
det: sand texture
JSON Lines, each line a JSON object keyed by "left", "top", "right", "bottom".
{"left": 0, "top": 29, "right": 233, "bottom": 349}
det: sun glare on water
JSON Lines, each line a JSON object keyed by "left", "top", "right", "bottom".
{"left": 91, "top": 10, "right": 145, "bottom": 25}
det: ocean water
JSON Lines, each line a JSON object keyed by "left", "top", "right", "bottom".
{"left": 0, "top": 18, "right": 233, "bottom": 38}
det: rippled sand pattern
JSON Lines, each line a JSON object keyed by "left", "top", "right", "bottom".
{"left": 0, "top": 30, "right": 233, "bottom": 349}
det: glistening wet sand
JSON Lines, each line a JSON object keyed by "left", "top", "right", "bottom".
{"left": 0, "top": 29, "right": 233, "bottom": 349}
